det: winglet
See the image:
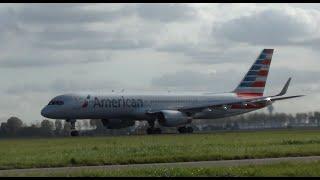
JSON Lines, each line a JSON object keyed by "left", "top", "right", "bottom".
{"left": 275, "top": 77, "right": 291, "bottom": 96}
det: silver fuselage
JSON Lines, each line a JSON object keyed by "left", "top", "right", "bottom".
{"left": 41, "top": 93, "right": 266, "bottom": 121}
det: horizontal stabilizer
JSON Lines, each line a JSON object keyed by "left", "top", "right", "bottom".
{"left": 271, "top": 95, "right": 304, "bottom": 101}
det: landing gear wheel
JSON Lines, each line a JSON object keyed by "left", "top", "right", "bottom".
{"left": 178, "top": 127, "right": 187, "bottom": 134}
{"left": 146, "top": 120, "right": 162, "bottom": 134}
{"left": 187, "top": 127, "right": 193, "bottom": 133}
{"left": 178, "top": 127, "right": 193, "bottom": 134}
{"left": 71, "top": 131, "right": 79, "bottom": 136}
{"left": 66, "top": 119, "right": 78, "bottom": 137}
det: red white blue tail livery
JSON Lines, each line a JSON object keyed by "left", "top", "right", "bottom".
{"left": 234, "top": 49, "right": 273, "bottom": 97}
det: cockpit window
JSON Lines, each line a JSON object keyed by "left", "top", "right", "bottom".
{"left": 48, "top": 100, "right": 64, "bottom": 105}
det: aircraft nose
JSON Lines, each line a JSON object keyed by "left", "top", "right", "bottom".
{"left": 41, "top": 106, "right": 49, "bottom": 118}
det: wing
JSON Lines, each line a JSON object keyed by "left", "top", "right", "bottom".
{"left": 177, "top": 96, "right": 267, "bottom": 114}
{"left": 179, "top": 78, "right": 304, "bottom": 114}
{"left": 146, "top": 78, "right": 304, "bottom": 115}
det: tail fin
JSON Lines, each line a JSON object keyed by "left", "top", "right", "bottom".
{"left": 233, "top": 49, "right": 274, "bottom": 97}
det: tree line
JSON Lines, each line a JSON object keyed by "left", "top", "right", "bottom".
{"left": 0, "top": 111, "right": 320, "bottom": 138}
{"left": 194, "top": 111, "right": 320, "bottom": 131}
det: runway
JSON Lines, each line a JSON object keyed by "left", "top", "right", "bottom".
{"left": 1, "top": 156, "right": 320, "bottom": 176}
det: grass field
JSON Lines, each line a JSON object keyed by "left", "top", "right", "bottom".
{"left": 2, "top": 160, "right": 320, "bottom": 177}
{"left": 0, "top": 129, "right": 320, "bottom": 170}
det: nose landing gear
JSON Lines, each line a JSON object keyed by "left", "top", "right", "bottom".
{"left": 66, "top": 119, "right": 79, "bottom": 137}
{"left": 70, "top": 131, "right": 79, "bottom": 136}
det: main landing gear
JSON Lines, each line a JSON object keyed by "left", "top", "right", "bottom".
{"left": 66, "top": 119, "right": 79, "bottom": 137}
{"left": 177, "top": 126, "right": 193, "bottom": 134}
{"left": 146, "top": 120, "right": 162, "bottom": 134}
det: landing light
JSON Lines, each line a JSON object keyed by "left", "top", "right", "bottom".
{"left": 222, "top": 105, "right": 229, "bottom": 110}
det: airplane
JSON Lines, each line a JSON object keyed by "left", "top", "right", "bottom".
{"left": 41, "top": 49, "right": 304, "bottom": 136}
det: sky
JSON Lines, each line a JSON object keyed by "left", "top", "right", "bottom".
{"left": 0, "top": 3, "right": 319, "bottom": 124}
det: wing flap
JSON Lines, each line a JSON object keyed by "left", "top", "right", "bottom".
{"left": 178, "top": 96, "right": 267, "bottom": 113}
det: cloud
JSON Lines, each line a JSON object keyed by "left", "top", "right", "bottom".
{"left": 151, "top": 67, "right": 320, "bottom": 94}
{"left": 151, "top": 70, "right": 240, "bottom": 92}
{"left": 35, "top": 30, "right": 154, "bottom": 50}
{"left": 266, "top": 67, "right": 320, "bottom": 95}
{"left": 10, "top": 3, "right": 197, "bottom": 26}
{"left": 213, "top": 8, "right": 318, "bottom": 46}
{"left": 49, "top": 79, "right": 123, "bottom": 93}
{"left": 135, "top": 3, "right": 198, "bottom": 22}
{"left": 0, "top": 56, "right": 107, "bottom": 68}
{"left": 153, "top": 6, "right": 320, "bottom": 65}
{"left": 0, "top": 48, "right": 111, "bottom": 68}
{"left": 5, "top": 78, "right": 124, "bottom": 95}
{"left": 0, "top": 8, "right": 26, "bottom": 45}
{"left": 156, "top": 43, "right": 256, "bottom": 64}
{"left": 292, "top": 38, "right": 320, "bottom": 50}
{"left": 5, "top": 5, "right": 159, "bottom": 51}
{"left": 15, "top": 4, "right": 131, "bottom": 24}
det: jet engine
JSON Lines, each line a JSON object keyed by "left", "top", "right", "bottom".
{"left": 101, "top": 119, "right": 135, "bottom": 129}
{"left": 157, "top": 110, "right": 192, "bottom": 127}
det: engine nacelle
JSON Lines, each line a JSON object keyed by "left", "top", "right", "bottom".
{"left": 101, "top": 119, "right": 135, "bottom": 129}
{"left": 157, "top": 110, "right": 192, "bottom": 127}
